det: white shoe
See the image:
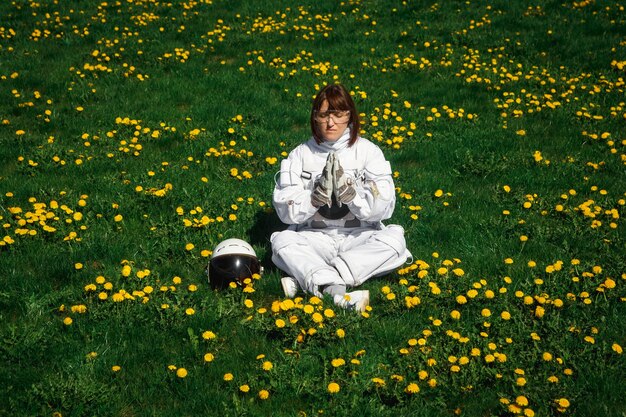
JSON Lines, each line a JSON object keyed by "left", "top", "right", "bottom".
{"left": 334, "top": 290, "right": 369, "bottom": 313}
{"left": 281, "top": 277, "right": 299, "bottom": 299}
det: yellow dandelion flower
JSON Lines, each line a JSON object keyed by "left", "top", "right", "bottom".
{"left": 309, "top": 296, "right": 322, "bottom": 305}
{"left": 556, "top": 398, "right": 570, "bottom": 408}
{"left": 258, "top": 389, "right": 270, "bottom": 400}
{"left": 202, "top": 331, "right": 216, "bottom": 340}
{"left": 405, "top": 383, "right": 420, "bottom": 394}
{"left": 121, "top": 265, "right": 131, "bottom": 277}
{"left": 372, "top": 377, "right": 386, "bottom": 387}
{"left": 327, "top": 382, "right": 340, "bottom": 393}
{"left": 176, "top": 368, "right": 188, "bottom": 378}
{"left": 452, "top": 268, "right": 464, "bottom": 276}
{"left": 534, "top": 306, "right": 545, "bottom": 318}
{"left": 331, "top": 358, "right": 346, "bottom": 367}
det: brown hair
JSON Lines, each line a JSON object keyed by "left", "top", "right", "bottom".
{"left": 310, "top": 84, "right": 360, "bottom": 146}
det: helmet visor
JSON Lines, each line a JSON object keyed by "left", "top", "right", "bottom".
{"left": 209, "top": 255, "right": 260, "bottom": 289}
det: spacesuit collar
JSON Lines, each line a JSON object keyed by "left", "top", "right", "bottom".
{"left": 317, "top": 127, "right": 351, "bottom": 152}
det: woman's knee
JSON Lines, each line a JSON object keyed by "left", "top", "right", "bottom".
{"left": 270, "top": 230, "right": 305, "bottom": 254}
{"left": 374, "top": 225, "right": 407, "bottom": 255}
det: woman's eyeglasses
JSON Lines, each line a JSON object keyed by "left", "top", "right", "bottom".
{"left": 314, "top": 110, "right": 350, "bottom": 124}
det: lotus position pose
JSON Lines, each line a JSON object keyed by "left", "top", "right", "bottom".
{"left": 271, "top": 83, "right": 411, "bottom": 312}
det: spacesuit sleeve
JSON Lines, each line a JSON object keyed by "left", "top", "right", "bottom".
{"left": 346, "top": 147, "right": 396, "bottom": 222}
{"left": 273, "top": 148, "right": 318, "bottom": 225}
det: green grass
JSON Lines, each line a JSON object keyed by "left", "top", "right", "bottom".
{"left": 1, "top": 0, "right": 626, "bottom": 416}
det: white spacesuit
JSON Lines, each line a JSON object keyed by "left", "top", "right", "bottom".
{"left": 271, "top": 128, "right": 411, "bottom": 306}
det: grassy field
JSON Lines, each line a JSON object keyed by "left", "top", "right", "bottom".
{"left": 1, "top": 0, "right": 625, "bottom": 416}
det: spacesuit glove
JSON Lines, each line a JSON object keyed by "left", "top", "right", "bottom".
{"left": 311, "top": 153, "right": 335, "bottom": 208}
{"left": 311, "top": 181, "right": 332, "bottom": 208}
{"left": 332, "top": 156, "right": 356, "bottom": 205}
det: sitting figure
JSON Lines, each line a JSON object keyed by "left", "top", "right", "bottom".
{"left": 271, "top": 83, "right": 411, "bottom": 312}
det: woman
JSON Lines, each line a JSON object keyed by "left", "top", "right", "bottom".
{"left": 271, "top": 83, "right": 411, "bottom": 312}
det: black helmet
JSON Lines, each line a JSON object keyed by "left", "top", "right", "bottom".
{"left": 207, "top": 238, "right": 261, "bottom": 290}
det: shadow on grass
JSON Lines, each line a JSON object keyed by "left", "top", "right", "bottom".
{"left": 247, "top": 208, "right": 286, "bottom": 272}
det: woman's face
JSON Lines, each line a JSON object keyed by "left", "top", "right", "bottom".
{"left": 317, "top": 100, "right": 349, "bottom": 142}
